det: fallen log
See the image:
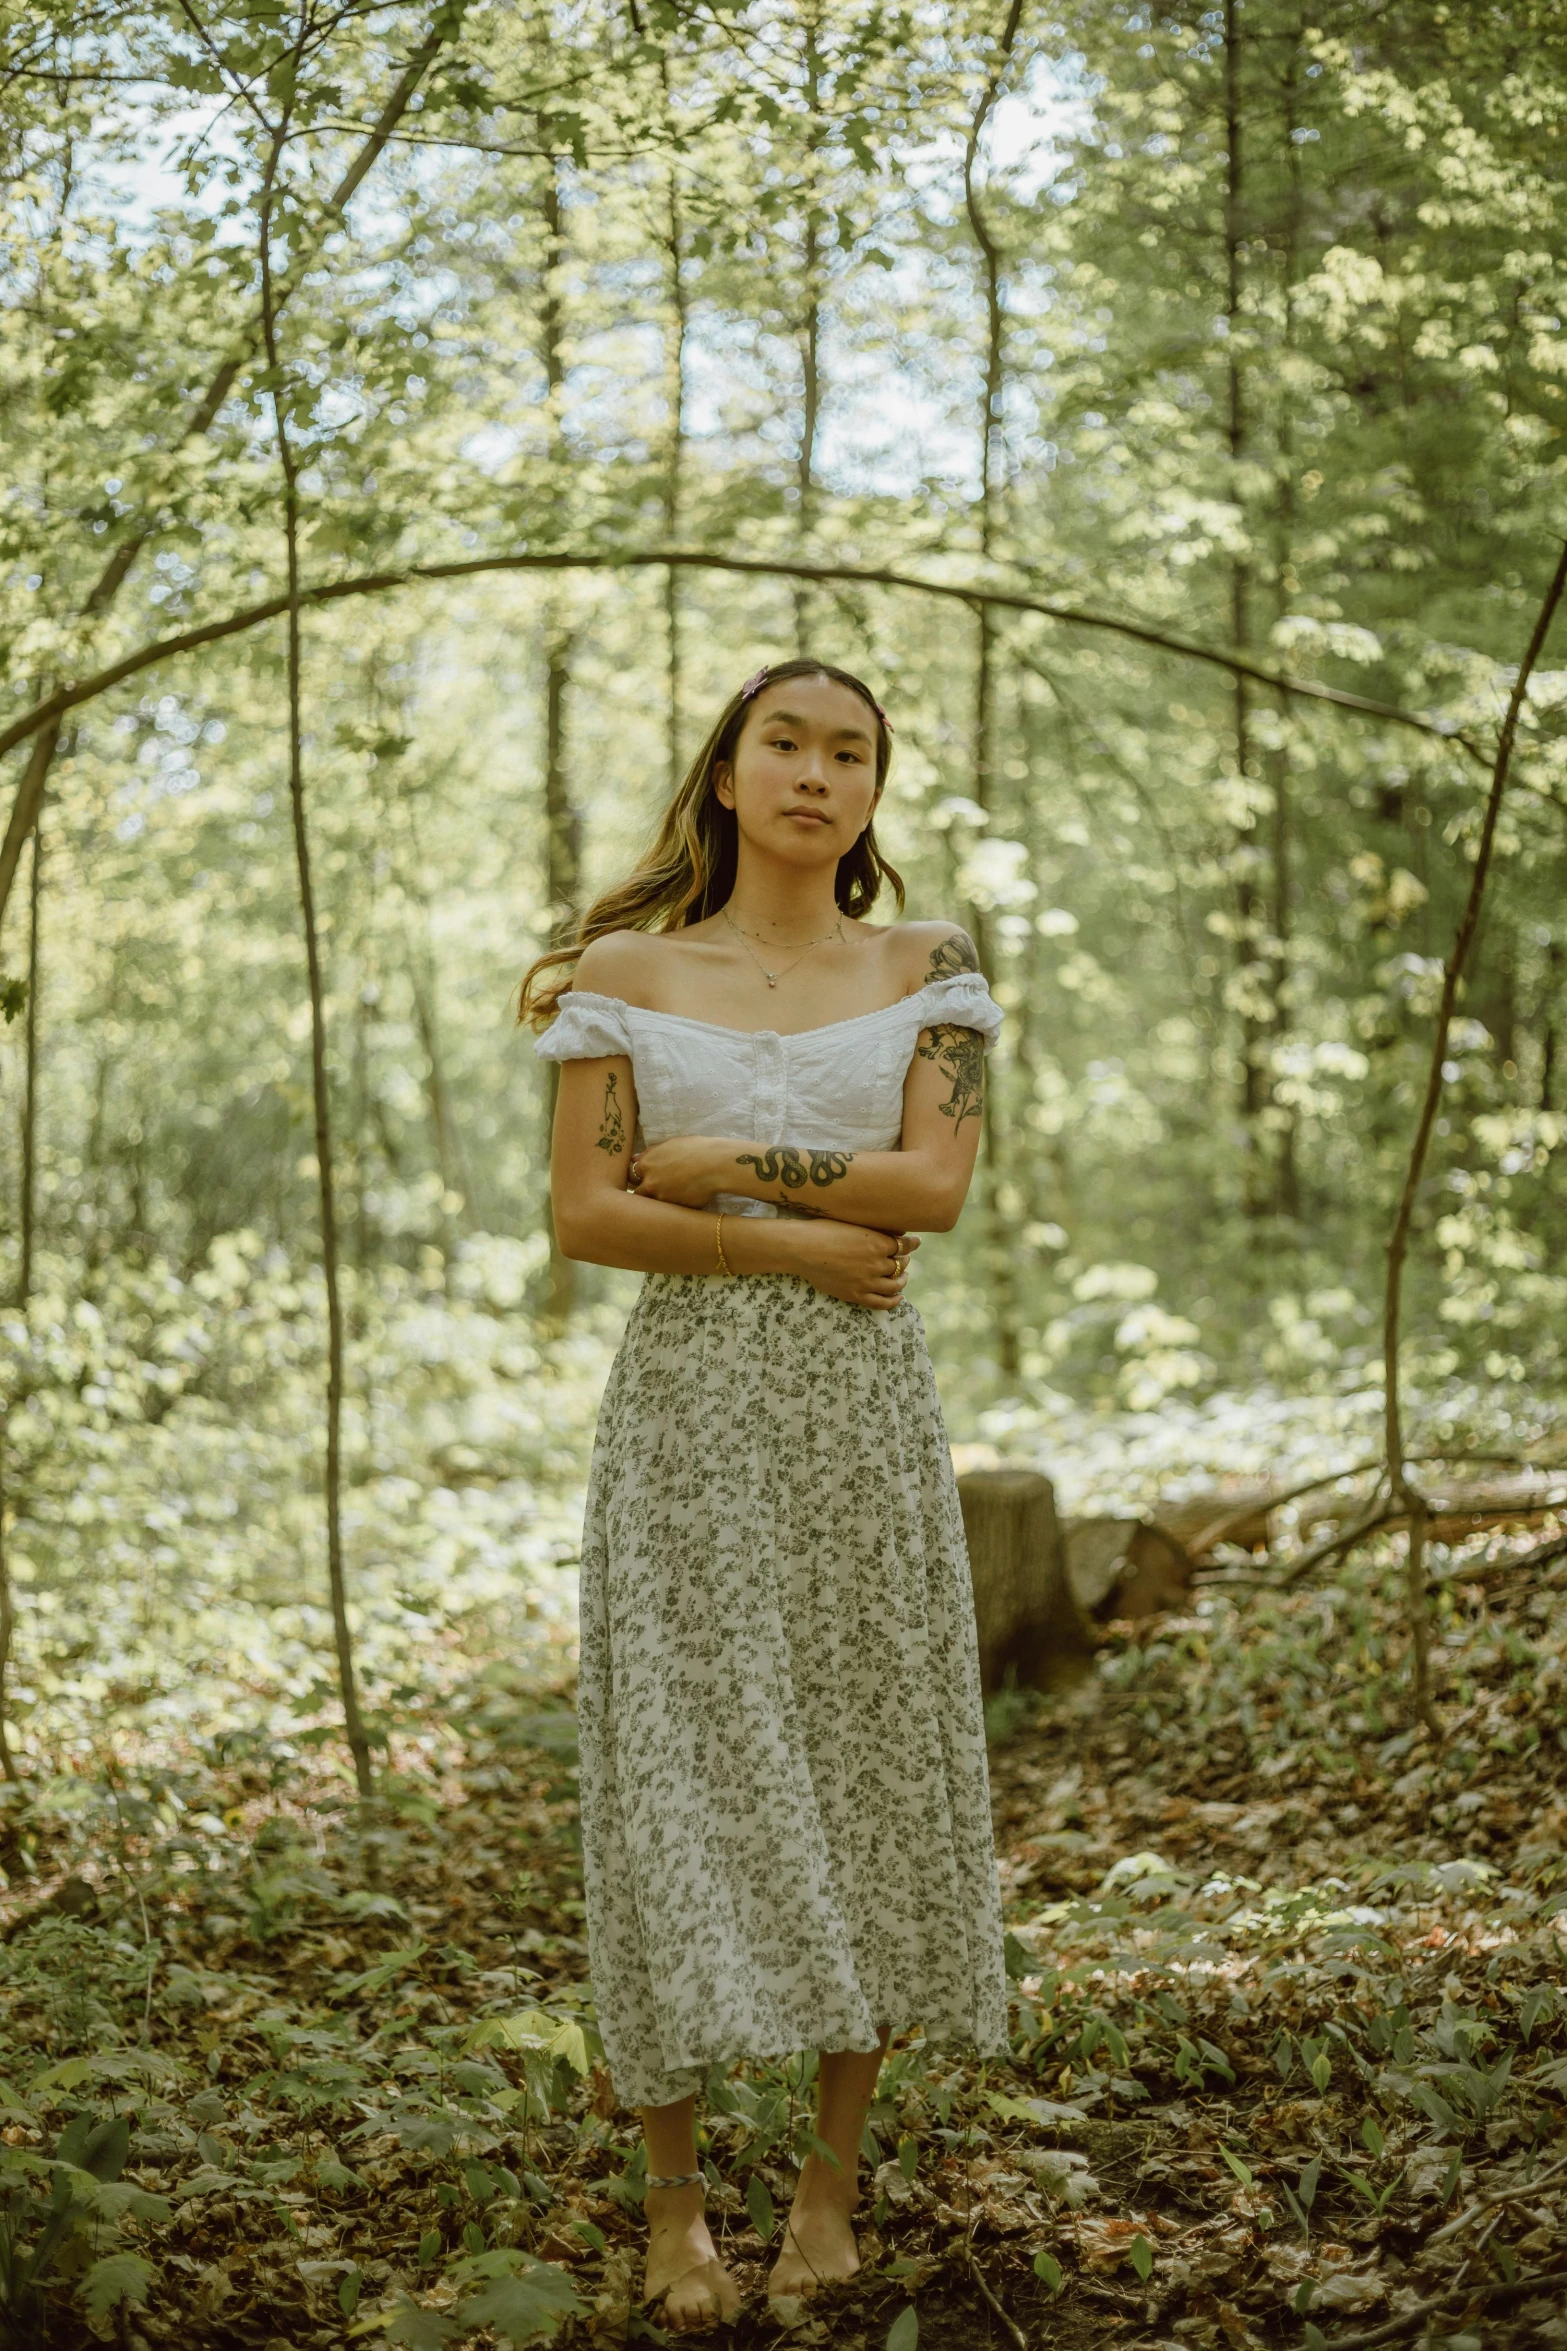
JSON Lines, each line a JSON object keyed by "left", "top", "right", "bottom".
{"left": 1062, "top": 1516, "right": 1195, "bottom": 1620}
{"left": 957, "top": 1467, "right": 1097, "bottom": 1695}
{"left": 1162, "top": 1473, "right": 1566, "bottom": 1564}
{"left": 1411, "top": 1474, "right": 1567, "bottom": 1543}
{"left": 969, "top": 1465, "right": 1567, "bottom": 1637}
{"left": 1154, "top": 1483, "right": 1278, "bottom": 1556}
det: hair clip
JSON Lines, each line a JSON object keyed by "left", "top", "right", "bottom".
{"left": 735, "top": 665, "right": 892, "bottom": 734}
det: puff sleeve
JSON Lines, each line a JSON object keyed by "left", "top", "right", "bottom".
{"left": 533, "top": 989, "right": 634, "bottom": 1062}
{"left": 911, "top": 972, "right": 1005, "bottom": 1053}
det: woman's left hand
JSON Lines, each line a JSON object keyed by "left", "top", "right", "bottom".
{"left": 627, "top": 1136, "right": 741, "bottom": 1207}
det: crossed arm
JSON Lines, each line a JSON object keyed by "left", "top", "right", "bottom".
{"left": 551, "top": 1053, "right": 761, "bottom": 1273}
{"left": 627, "top": 1019, "right": 986, "bottom": 1233}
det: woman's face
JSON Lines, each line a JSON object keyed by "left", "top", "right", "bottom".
{"left": 713, "top": 674, "right": 881, "bottom": 871}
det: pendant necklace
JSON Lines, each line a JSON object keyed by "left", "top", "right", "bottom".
{"left": 722, "top": 904, "right": 845, "bottom": 989}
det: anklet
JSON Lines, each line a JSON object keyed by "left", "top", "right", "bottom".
{"left": 646, "top": 2171, "right": 705, "bottom": 2192}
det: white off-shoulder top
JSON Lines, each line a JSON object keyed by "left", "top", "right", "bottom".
{"left": 535, "top": 974, "right": 1004, "bottom": 1219}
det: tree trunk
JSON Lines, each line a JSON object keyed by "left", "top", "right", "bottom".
{"left": 260, "top": 104, "right": 375, "bottom": 1807}
{"left": 793, "top": 11, "right": 824, "bottom": 652}
{"left": 1264, "top": 18, "right": 1306, "bottom": 1219}
{"left": 1382, "top": 539, "right": 1567, "bottom": 1737}
{"left": 540, "top": 159, "right": 583, "bottom": 1327}
{"left": 1223, "top": 0, "right": 1268, "bottom": 1212}
{"left": 541, "top": 624, "right": 578, "bottom": 1328}
{"left": 661, "top": 110, "right": 688, "bottom": 796}
{"left": 958, "top": 1468, "right": 1095, "bottom": 1695}
{"left": 1541, "top": 938, "right": 1561, "bottom": 1110}
{"left": 963, "top": 0, "right": 1025, "bottom": 1381}
{"left": 0, "top": 1409, "right": 19, "bottom": 1783}
{"left": 19, "top": 813, "right": 40, "bottom": 1302}
{"left": 0, "top": 816, "right": 37, "bottom": 1788}
{"left": 408, "top": 951, "right": 472, "bottom": 1261}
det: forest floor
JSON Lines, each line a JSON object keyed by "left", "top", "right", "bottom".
{"left": 3, "top": 1523, "right": 1567, "bottom": 2351}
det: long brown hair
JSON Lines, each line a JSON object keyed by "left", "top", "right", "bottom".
{"left": 516, "top": 657, "right": 904, "bottom": 1027}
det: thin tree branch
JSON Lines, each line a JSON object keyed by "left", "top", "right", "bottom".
{"left": 966, "top": 2243, "right": 1029, "bottom": 2350}
{"left": 1279, "top": 1496, "right": 1394, "bottom": 1590}
{"left": 0, "top": 1406, "right": 19, "bottom": 1784}
{"left": 1381, "top": 536, "right": 1567, "bottom": 1734}
{"left": 19, "top": 809, "right": 41, "bottom": 1302}
{"left": 1316, "top": 2262, "right": 1567, "bottom": 2351}
{"left": 962, "top": 0, "right": 1025, "bottom": 532}
{"left": 258, "top": 24, "right": 374, "bottom": 1808}
{"left": 1181, "top": 1450, "right": 1532, "bottom": 1557}
{"left": 1423, "top": 2152, "right": 1567, "bottom": 2249}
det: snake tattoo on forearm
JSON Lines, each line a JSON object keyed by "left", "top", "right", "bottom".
{"left": 735, "top": 1147, "right": 854, "bottom": 1208}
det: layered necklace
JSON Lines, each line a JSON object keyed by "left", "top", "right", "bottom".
{"left": 721, "top": 903, "right": 845, "bottom": 989}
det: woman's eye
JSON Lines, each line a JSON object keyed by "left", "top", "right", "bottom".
{"left": 769, "top": 735, "right": 797, "bottom": 752}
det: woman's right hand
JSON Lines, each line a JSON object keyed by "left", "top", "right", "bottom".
{"left": 786, "top": 1218, "right": 920, "bottom": 1310}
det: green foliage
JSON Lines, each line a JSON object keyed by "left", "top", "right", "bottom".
{"left": 0, "top": 2105, "right": 165, "bottom": 2345}
{"left": 745, "top": 2169, "right": 776, "bottom": 2242}
{"left": 3, "top": 0, "right": 1567, "bottom": 1428}
{"left": 447, "top": 2251, "right": 582, "bottom": 2344}
{"left": 372, "top": 2252, "right": 581, "bottom": 2347}
{"left": 80, "top": 2250, "right": 155, "bottom": 2318}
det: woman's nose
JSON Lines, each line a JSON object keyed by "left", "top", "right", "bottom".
{"left": 795, "top": 756, "right": 829, "bottom": 792}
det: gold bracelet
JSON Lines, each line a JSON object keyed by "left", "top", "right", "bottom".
{"left": 714, "top": 1211, "right": 733, "bottom": 1277}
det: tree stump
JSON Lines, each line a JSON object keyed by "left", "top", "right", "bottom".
{"left": 957, "top": 1466, "right": 1097, "bottom": 1696}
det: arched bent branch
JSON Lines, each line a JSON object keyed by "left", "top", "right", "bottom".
{"left": 0, "top": 546, "right": 1486, "bottom": 923}
{"left": 0, "top": 548, "right": 1487, "bottom": 765}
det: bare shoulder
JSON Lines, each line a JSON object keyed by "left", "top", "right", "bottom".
{"left": 571, "top": 929, "right": 666, "bottom": 1005}
{"left": 891, "top": 919, "right": 984, "bottom": 993}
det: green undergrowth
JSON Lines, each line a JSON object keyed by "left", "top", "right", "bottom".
{"left": 3, "top": 1529, "right": 1567, "bottom": 2347}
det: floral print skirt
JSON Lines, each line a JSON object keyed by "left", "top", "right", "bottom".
{"left": 576, "top": 1269, "right": 1008, "bottom": 2111}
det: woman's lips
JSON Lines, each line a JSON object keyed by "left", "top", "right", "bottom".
{"left": 785, "top": 809, "right": 830, "bottom": 824}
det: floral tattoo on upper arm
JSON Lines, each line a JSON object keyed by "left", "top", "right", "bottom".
{"left": 595, "top": 1070, "right": 627, "bottom": 1156}
{"left": 918, "top": 1024, "right": 985, "bottom": 1128}
{"left": 921, "top": 928, "right": 980, "bottom": 985}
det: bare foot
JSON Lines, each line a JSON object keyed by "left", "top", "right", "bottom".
{"left": 643, "top": 2187, "right": 742, "bottom": 2335}
{"left": 767, "top": 2163, "right": 860, "bottom": 2300}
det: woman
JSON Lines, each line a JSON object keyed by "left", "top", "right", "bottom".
{"left": 519, "top": 658, "right": 1007, "bottom": 2333}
